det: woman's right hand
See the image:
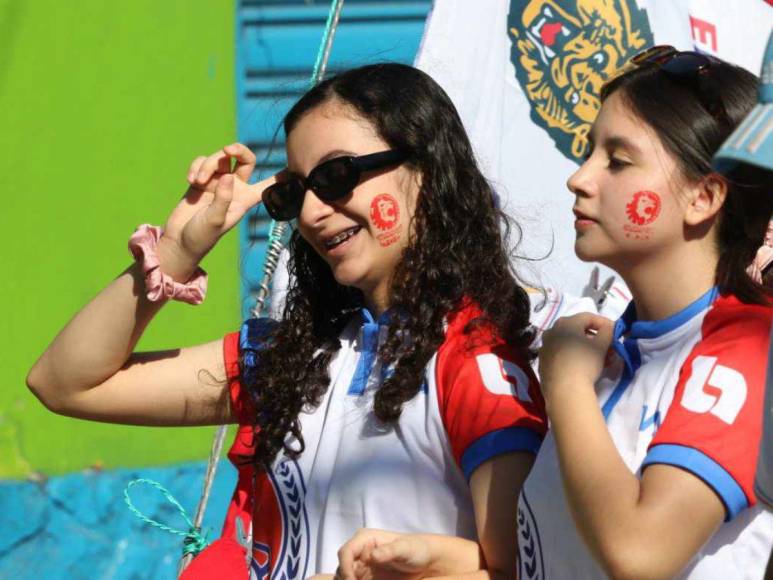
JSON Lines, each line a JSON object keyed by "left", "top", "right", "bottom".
{"left": 159, "top": 143, "right": 276, "bottom": 277}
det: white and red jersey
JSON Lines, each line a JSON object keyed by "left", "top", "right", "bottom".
{"left": 518, "top": 289, "right": 773, "bottom": 579}
{"left": 222, "top": 302, "right": 546, "bottom": 579}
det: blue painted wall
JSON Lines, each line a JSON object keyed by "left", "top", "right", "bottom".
{"left": 0, "top": 464, "right": 237, "bottom": 579}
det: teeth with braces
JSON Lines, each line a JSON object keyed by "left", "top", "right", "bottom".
{"left": 326, "top": 227, "right": 359, "bottom": 248}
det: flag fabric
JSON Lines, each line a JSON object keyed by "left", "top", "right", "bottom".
{"left": 415, "top": 0, "right": 773, "bottom": 295}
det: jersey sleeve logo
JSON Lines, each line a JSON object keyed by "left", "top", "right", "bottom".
{"left": 476, "top": 353, "right": 532, "bottom": 402}
{"left": 680, "top": 355, "right": 747, "bottom": 424}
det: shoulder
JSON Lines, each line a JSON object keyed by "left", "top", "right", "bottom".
{"left": 224, "top": 318, "right": 280, "bottom": 425}
{"left": 435, "top": 301, "right": 541, "bottom": 411}
{"left": 691, "top": 294, "right": 772, "bottom": 360}
{"left": 224, "top": 318, "right": 279, "bottom": 374}
{"left": 441, "top": 301, "right": 526, "bottom": 356}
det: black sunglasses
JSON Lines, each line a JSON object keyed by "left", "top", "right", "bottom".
{"left": 262, "top": 149, "right": 408, "bottom": 221}
{"left": 629, "top": 45, "right": 732, "bottom": 129}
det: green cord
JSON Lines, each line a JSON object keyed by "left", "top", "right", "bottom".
{"left": 124, "top": 479, "right": 210, "bottom": 557}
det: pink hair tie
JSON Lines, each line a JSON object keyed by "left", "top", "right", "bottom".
{"left": 128, "top": 224, "right": 208, "bottom": 305}
{"left": 747, "top": 219, "right": 773, "bottom": 285}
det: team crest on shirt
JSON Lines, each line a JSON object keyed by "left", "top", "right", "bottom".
{"left": 517, "top": 491, "right": 545, "bottom": 579}
{"left": 251, "top": 459, "right": 310, "bottom": 580}
{"left": 507, "top": 0, "right": 654, "bottom": 160}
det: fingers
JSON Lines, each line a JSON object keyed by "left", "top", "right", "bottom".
{"left": 187, "top": 144, "right": 257, "bottom": 194}
{"left": 223, "top": 142, "right": 257, "bottom": 181}
{"left": 552, "top": 312, "right": 611, "bottom": 337}
{"left": 203, "top": 173, "right": 234, "bottom": 228}
{"left": 190, "top": 150, "right": 231, "bottom": 188}
{"left": 187, "top": 156, "right": 207, "bottom": 183}
{"left": 338, "top": 540, "right": 364, "bottom": 580}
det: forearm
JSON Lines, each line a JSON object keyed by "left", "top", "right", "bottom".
{"left": 546, "top": 383, "right": 647, "bottom": 575}
{"left": 27, "top": 240, "right": 199, "bottom": 404}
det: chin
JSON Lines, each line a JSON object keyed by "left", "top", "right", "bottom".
{"left": 330, "top": 265, "right": 367, "bottom": 290}
{"left": 574, "top": 240, "right": 598, "bottom": 263}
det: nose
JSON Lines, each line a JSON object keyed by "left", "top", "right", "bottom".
{"left": 298, "top": 188, "right": 335, "bottom": 227}
{"left": 566, "top": 157, "right": 596, "bottom": 198}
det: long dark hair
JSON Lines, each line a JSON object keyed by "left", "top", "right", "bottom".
{"left": 601, "top": 57, "right": 773, "bottom": 305}
{"left": 241, "top": 63, "right": 533, "bottom": 468}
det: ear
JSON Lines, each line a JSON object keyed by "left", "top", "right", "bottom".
{"left": 684, "top": 173, "right": 727, "bottom": 227}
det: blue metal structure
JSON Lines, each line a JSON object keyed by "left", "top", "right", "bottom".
{"left": 236, "top": 0, "right": 432, "bottom": 318}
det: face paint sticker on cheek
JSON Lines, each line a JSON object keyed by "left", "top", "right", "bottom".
{"left": 370, "top": 193, "right": 403, "bottom": 247}
{"left": 623, "top": 190, "right": 662, "bottom": 240}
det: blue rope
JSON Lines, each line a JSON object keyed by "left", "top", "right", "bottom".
{"left": 124, "top": 479, "right": 210, "bottom": 557}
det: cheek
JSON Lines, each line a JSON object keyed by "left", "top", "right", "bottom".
{"left": 619, "top": 190, "right": 663, "bottom": 241}
{"left": 369, "top": 193, "right": 404, "bottom": 248}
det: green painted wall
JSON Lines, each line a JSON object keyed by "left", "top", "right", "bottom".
{"left": 0, "top": 1, "right": 238, "bottom": 478}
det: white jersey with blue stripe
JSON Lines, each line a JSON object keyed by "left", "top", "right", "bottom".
{"left": 518, "top": 288, "right": 773, "bottom": 579}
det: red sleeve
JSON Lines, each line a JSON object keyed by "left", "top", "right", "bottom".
{"left": 223, "top": 330, "right": 256, "bottom": 426}
{"left": 643, "top": 299, "right": 772, "bottom": 519}
{"left": 436, "top": 320, "right": 547, "bottom": 480}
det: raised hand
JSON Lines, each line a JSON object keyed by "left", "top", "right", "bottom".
{"left": 159, "top": 143, "right": 277, "bottom": 278}
{"left": 538, "top": 312, "right": 614, "bottom": 401}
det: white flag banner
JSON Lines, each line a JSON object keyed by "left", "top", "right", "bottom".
{"left": 415, "top": 0, "right": 773, "bottom": 295}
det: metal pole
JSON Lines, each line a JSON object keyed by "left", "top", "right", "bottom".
{"left": 178, "top": 1, "right": 346, "bottom": 575}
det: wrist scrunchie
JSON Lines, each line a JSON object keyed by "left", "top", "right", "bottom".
{"left": 128, "top": 224, "right": 208, "bottom": 305}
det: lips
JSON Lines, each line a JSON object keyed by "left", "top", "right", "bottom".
{"left": 572, "top": 208, "right": 596, "bottom": 222}
{"left": 323, "top": 226, "right": 362, "bottom": 250}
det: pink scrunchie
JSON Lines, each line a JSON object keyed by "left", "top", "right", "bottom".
{"left": 747, "top": 219, "right": 773, "bottom": 284}
{"left": 128, "top": 224, "right": 208, "bottom": 305}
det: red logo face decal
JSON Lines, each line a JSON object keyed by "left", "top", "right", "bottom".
{"left": 625, "top": 190, "right": 661, "bottom": 226}
{"left": 370, "top": 194, "right": 400, "bottom": 231}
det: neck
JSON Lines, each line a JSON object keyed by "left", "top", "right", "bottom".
{"left": 363, "top": 285, "right": 389, "bottom": 319}
{"left": 613, "top": 241, "right": 718, "bottom": 321}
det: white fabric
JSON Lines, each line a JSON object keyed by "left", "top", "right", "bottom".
{"left": 238, "top": 304, "right": 546, "bottom": 578}
{"left": 518, "top": 291, "right": 773, "bottom": 578}
{"left": 757, "top": 325, "right": 773, "bottom": 509}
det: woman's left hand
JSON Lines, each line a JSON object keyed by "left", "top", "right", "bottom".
{"left": 538, "top": 313, "right": 614, "bottom": 401}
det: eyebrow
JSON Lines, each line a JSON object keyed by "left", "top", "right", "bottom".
{"left": 604, "top": 135, "right": 642, "bottom": 156}
{"left": 287, "top": 149, "right": 356, "bottom": 176}
{"left": 316, "top": 149, "right": 356, "bottom": 165}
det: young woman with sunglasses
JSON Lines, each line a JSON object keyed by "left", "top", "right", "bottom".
{"left": 331, "top": 49, "right": 773, "bottom": 580}
{"left": 27, "top": 63, "right": 547, "bottom": 578}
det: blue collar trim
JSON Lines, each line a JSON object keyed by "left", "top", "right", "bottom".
{"left": 348, "top": 308, "right": 393, "bottom": 396}
{"left": 613, "top": 286, "right": 718, "bottom": 342}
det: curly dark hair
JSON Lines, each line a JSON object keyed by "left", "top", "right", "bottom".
{"left": 601, "top": 57, "right": 773, "bottom": 305}
{"left": 241, "top": 63, "right": 534, "bottom": 468}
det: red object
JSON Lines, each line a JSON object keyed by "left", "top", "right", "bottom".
{"left": 179, "top": 538, "right": 249, "bottom": 579}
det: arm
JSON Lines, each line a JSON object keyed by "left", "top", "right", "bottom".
{"left": 461, "top": 451, "right": 534, "bottom": 580}
{"left": 539, "top": 313, "right": 724, "bottom": 579}
{"left": 27, "top": 143, "right": 272, "bottom": 426}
